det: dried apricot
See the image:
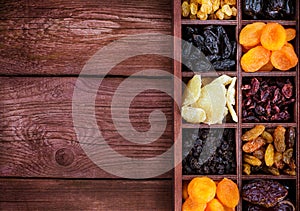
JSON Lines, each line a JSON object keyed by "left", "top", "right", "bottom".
{"left": 242, "top": 137, "right": 265, "bottom": 153}
{"left": 261, "top": 23, "right": 286, "bottom": 51}
{"left": 285, "top": 28, "right": 296, "bottom": 41}
{"left": 188, "top": 177, "right": 216, "bottom": 203}
{"left": 242, "top": 125, "right": 265, "bottom": 141}
{"left": 182, "top": 197, "right": 207, "bottom": 211}
{"left": 216, "top": 178, "right": 239, "bottom": 208}
{"left": 241, "top": 46, "right": 271, "bottom": 72}
{"left": 273, "top": 126, "right": 286, "bottom": 153}
{"left": 258, "top": 61, "right": 274, "bottom": 72}
{"left": 265, "top": 144, "right": 274, "bottom": 167}
{"left": 239, "top": 22, "right": 266, "bottom": 48}
{"left": 271, "top": 45, "right": 298, "bottom": 71}
{"left": 206, "top": 198, "right": 225, "bottom": 211}
{"left": 183, "top": 181, "right": 189, "bottom": 200}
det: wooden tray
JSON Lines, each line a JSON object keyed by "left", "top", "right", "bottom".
{"left": 173, "top": 0, "right": 300, "bottom": 210}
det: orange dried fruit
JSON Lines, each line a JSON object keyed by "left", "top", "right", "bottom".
{"left": 285, "top": 28, "right": 296, "bottom": 41}
{"left": 258, "top": 61, "right": 274, "bottom": 72}
{"left": 242, "top": 137, "right": 265, "bottom": 153}
{"left": 206, "top": 198, "right": 225, "bottom": 211}
{"left": 271, "top": 45, "right": 298, "bottom": 71}
{"left": 239, "top": 22, "right": 266, "bottom": 48}
{"left": 182, "top": 197, "right": 207, "bottom": 211}
{"left": 188, "top": 177, "right": 216, "bottom": 203}
{"left": 216, "top": 178, "right": 240, "bottom": 208}
{"left": 260, "top": 23, "right": 286, "bottom": 51}
{"left": 241, "top": 46, "right": 271, "bottom": 72}
{"left": 183, "top": 181, "right": 189, "bottom": 200}
{"left": 224, "top": 206, "right": 235, "bottom": 211}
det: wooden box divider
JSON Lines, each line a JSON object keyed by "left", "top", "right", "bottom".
{"left": 173, "top": 0, "right": 300, "bottom": 210}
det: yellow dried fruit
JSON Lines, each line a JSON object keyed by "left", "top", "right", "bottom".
{"left": 181, "top": 106, "right": 206, "bottom": 124}
{"left": 188, "top": 177, "right": 216, "bottom": 203}
{"left": 261, "top": 131, "right": 273, "bottom": 143}
{"left": 243, "top": 154, "right": 262, "bottom": 166}
{"left": 182, "top": 1, "right": 190, "bottom": 17}
{"left": 197, "top": 10, "right": 208, "bottom": 20}
{"left": 261, "top": 23, "right": 286, "bottom": 51}
{"left": 265, "top": 144, "right": 275, "bottom": 167}
{"left": 224, "top": 0, "right": 236, "bottom": 5}
{"left": 216, "top": 178, "right": 239, "bottom": 208}
{"left": 211, "top": 0, "right": 220, "bottom": 12}
{"left": 243, "top": 163, "right": 251, "bottom": 175}
{"left": 221, "top": 4, "right": 232, "bottom": 16}
{"left": 242, "top": 125, "right": 265, "bottom": 141}
{"left": 231, "top": 6, "right": 237, "bottom": 16}
{"left": 201, "top": 0, "right": 213, "bottom": 15}
{"left": 182, "top": 74, "right": 202, "bottom": 106}
{"left": 273, "top": 126, "right": 286, "bottom": 153}
{"left": 190, "top": 2, "right": 198, "bottom": 15}
{"left": 215, "top": 9, "right": 224, "bottom": 20}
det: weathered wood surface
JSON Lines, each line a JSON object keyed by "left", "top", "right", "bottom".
{"left": 0, "top": 0, "right": 172, "bottom": 75}
{"left": 0, "top": 178, "right": 172, "bottom": 210}
{"left": 0, "top": 77, "right": 173, "bottom": 178}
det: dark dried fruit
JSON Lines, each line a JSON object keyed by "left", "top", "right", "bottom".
{"left": 285, "top": 127, "right": 295, "bottom": 148}
{"left": 243, "top": 0, "right": 295, "bottom": 20}
{"left": 242, "top": 77, "right": 295, "bottom": 122}
{"left": 282, "top": 148, "right": 293, "bottom": 164}
{"left": 242, "top": 180, "right": 288, "bottom": 208}
{"left": 183, "top": 129, "right": 235, "bottom": 175}
{"left": 182, "top": 25, "right": 236, "bottom": 72}
{"left": 246, "top": 200, "right": 295, "bottom": 211}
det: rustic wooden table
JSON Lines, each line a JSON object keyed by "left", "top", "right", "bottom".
{"left": 0, "top": 0, "right": 173, "bottom": 210}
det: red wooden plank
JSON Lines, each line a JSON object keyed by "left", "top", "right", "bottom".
{"left": 0, "top": 77, "right": 173, "bottom": 178}
{"left": 0, "top": 178, "right": 172, "bottom": 210}
{"left": 0, "top": 0, "right": 172, "bottom": 75}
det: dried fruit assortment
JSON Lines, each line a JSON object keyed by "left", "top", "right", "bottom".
{"left": 242, "top": 77, "right": 295, "bottom": 122}
{"left": 182, "top": 26, "right": 236, "bottom": 71}
{"left": 242, "top": 180, "right": 295, "bottom": 210}
{"left": 242, "top": 125, "right": 296, "bottom": 176}
{"left": 182, "top": 74, "right": 237, "bottom": 124}
{"left": 239, "top": 22, "right": 298, "bottom": 72}
{"left": 183, "top": 129, "right": 236, "bottom": 175}
{"left": 182, "top": 177, "right": 239, "bottom": 210}
{"left": 243, "top": 0, "right": 295, "bottom": 20}
{"left": 181, "top": 0, "right": 237, "bottom": 20}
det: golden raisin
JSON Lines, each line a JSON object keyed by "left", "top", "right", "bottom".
{"left": 273, "top": 126, "right": 286, "bottom": 153}
{"left": 243, "top": 154, "right": 262, "bottom": 166}
{"left": 265, "top": 144, "right": 275, "bottom": 167}
{"left": 182, "top": 1, "right": 190, "bottom": 17}
{"left": 242, "top": 125, "right": 265, "bottom": 141}
{"left": 242, "top": 137, "right": 265, "bottom": 153}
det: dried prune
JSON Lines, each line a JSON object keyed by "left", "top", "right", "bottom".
{"left": 182, "top": 25, "right": 236, "bottom": 72}
{"left": 243, "top": 0, "right": 295, "bottom": 20}
{"left": 242, "top": 180, "right": 288, "bottom": 208}
{"left": 285, "top": 127, "right": 295, "bottom": 148}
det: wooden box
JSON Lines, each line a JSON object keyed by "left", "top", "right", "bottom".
{"left": 173, "top": 0, "right": 299, "bottom": 210}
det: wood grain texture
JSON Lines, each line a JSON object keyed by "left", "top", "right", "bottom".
{"left": 0, "top": 77, "right": 173, "bottom": 178}
{"left": 0, "top": 0, "right": 172, "bottom": 75}
{"left": 0, "top": 178, "right": 172, "bottom": 210}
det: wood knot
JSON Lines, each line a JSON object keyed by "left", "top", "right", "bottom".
{"left": 55, "top": 148, "right": 74, "bottom": 166}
